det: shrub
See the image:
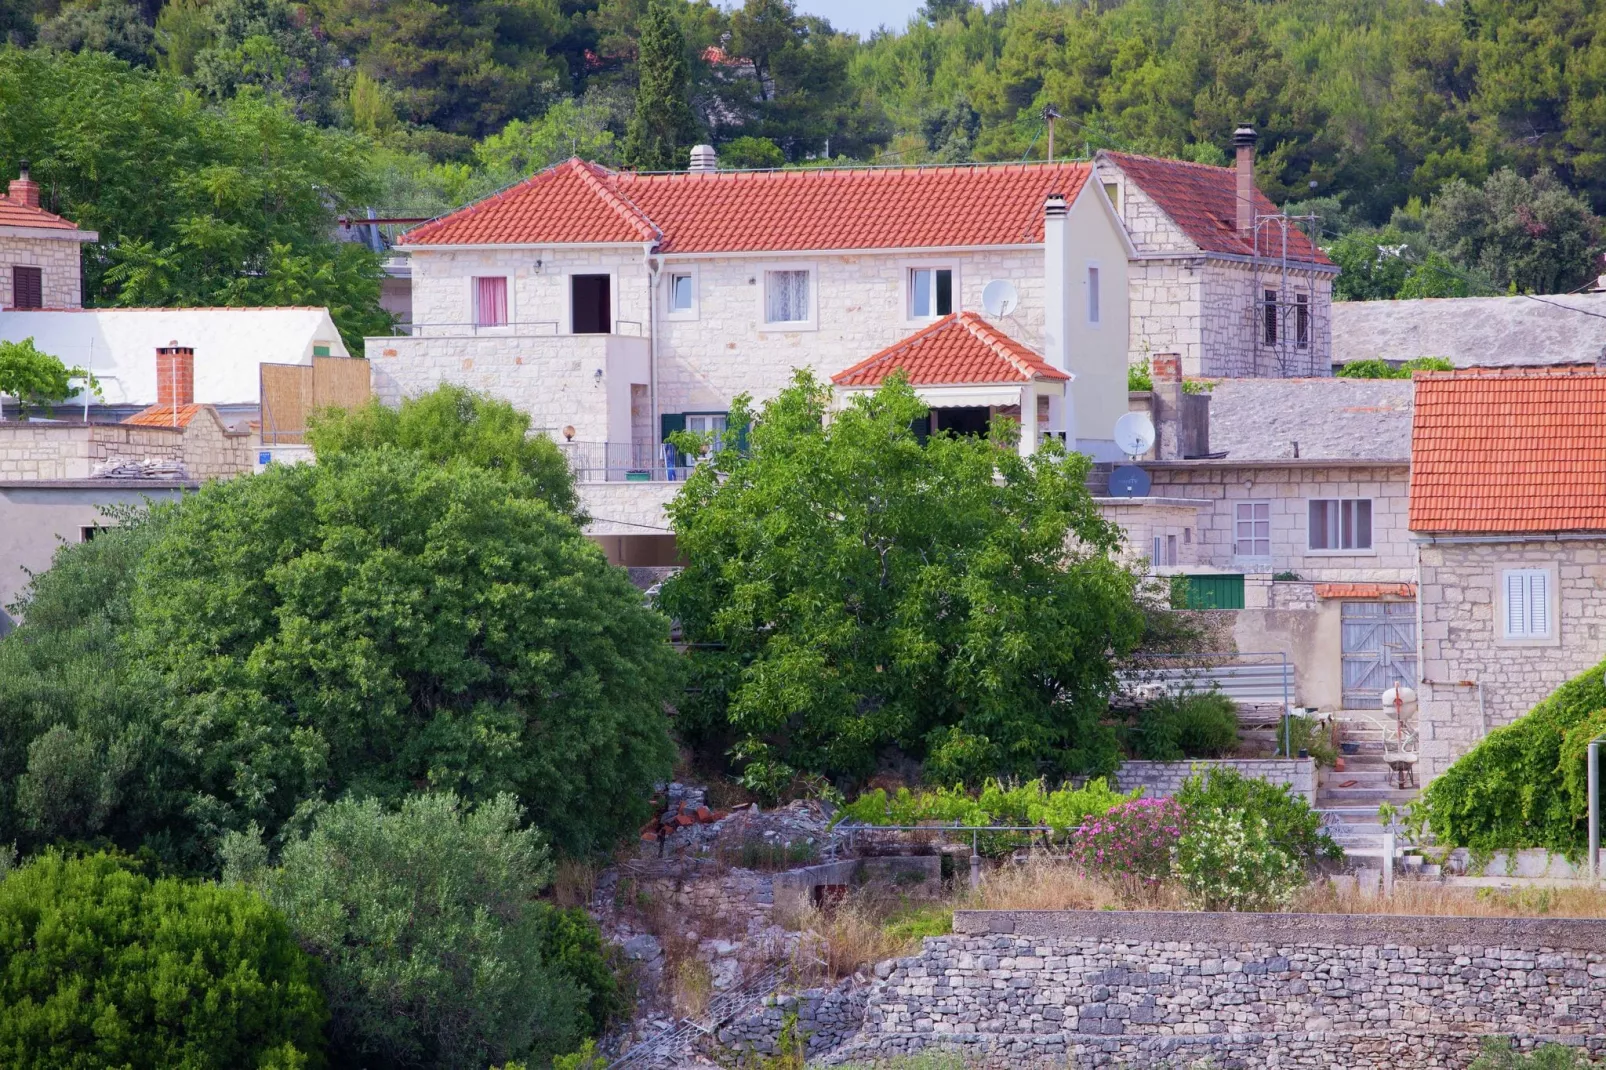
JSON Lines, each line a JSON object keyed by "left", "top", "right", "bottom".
{"left": 1069, "top": 796, "right": 1186, "bottom": 887}
{"left": 228, "top": 792, "right": 585, "bottom": 1069}
{"left": 1275, "top": 714, "right": 1338, "bottom": 767}
{"left": 1420, "top": 660, "right": 1606, "bottom": 856}
{"left": 1175, "top": 809, "right": 1306, "bottom": 911}
{"left": 1175, "top": 767, "right": 1339, "bottom": 864}
{"left": 1127, "top": 689, "right": 1239, "bottom": 760}
{"left": 1469, "top": 1038, "right": 1600, "bottom": 1069}
{"left": 1126, "top": 363, "right": 1153, "bottom": 391}
{"left": 0, "top": 851, "right": 327, "bottom": 1069}
{"left": 531, "top": 904, "right": 629, "bottom": 1039}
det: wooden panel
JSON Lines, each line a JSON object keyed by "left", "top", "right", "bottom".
{"left": 312, "top": 355, "right": 371, "bottom": 410}
{"left": 260, "top": 362, "right": 312, "bottom": 445}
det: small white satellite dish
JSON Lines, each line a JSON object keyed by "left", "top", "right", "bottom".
{"left": 981, "top": 279, "right": 1019, "bottom": 318}
{"left": 1113, "top": 412, "right": 1156, "bottom": 457}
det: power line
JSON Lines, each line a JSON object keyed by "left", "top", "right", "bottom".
{"left": 586, "top": 515, "right": 675, "bottom": 532}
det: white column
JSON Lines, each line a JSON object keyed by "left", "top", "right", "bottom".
{"left": 1042, "top": 196, "right": 1070, "bottom": 374}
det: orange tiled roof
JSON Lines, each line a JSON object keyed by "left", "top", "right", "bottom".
{"left": 1313, "top": 582, "right": 1417, "bottom": 600}
{"left": 123, "top": 403, "right": 203, "bottom": 428}
{"left": 402, "top": 159, "right": 1092, "bottom": 252}
{"left": 1103, "top": 151, "right": 1330, "bottom": 265}
{"left": 1410, "top": 366, "right": 1606, "bottom": 533}
{"left": 0, "top": 192, "right": 82, "bottom": 231}
{"left": 831, "top": 312, "right": 1069, "bottom": 388}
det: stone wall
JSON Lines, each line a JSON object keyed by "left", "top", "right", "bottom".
{"left": 0, "top": 233, "right": 84, "bottom": 308}
{"left": 1417, "top": 537, "right": 1606, "bottom": 780}
{"left": 1146, "top": 462, "right": 1413, "bottom": 582}
{"left": 1332, "top": 292, "right": 1606, "bottom": 368}
{"left": 823, "top": 909, "right": 1606, "bottom": 1068}
{"left": 717, "top": 980, "right": 868, "bottom": 1061}
{"left": 0, "top": 417, "right": 255, "bottom": 481}
{"left": 1115, "top": 758, "right": 1315, "bottom": 807}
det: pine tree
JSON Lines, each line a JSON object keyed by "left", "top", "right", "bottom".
{"left": 622, "top": 0, "right": 699, "bottom": 171}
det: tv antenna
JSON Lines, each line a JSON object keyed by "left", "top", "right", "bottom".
{"left": 981, "top": 279, "right": 1019, "bottom": 318}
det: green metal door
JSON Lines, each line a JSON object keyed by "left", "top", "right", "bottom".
{"left": 1183, "top": 574, "right": 1245, "bottom": 610}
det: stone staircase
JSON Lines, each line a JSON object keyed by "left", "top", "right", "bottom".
{"left": 1316, "top": 715, "right": 1420, "bottom": 867}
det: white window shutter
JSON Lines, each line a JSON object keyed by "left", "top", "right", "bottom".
{"left": 1505, "top": 571, "right": 1527, "bottom": 637}
{"left": 1530, "top": 571, "right": 1549, "bottom": 636}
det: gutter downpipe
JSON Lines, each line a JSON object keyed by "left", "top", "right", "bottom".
{"left": 1592, "top": 732, "right": 1606, "bottom": 880}
{"left": 644, "top": 243, "right": 661, "bottom": 459}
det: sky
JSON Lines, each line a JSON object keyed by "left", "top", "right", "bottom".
{"left": 781, "top": 0, "right": 924, "bottom": 37}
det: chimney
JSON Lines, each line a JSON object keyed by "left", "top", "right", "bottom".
{"left": 688, "top": 144, "right": 718, "bottom": 173}
{"left": 1151, "top": 354, "right": 1184, "bottom": 460}
{"left": 9, "top": 160, "right": 38, "bottom": 209}
{"left": 1043, "top": 195, "right": 1070, "bottom": 376}
{"left": 156, "top": 342, "right": 194, "bottom": 425}
{"left": 1234, "top": 126, "right": 1257, "bottom": 235}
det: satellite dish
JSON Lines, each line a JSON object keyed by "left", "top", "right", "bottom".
{"left": 1109, "top": 465, "right": 1151, "bottom": 498}
{"left": 1113, "top": 411, "right": 1156, "bottom": 457}
{"left": 981, "top": 279, "right": 1019, "bottom": 318}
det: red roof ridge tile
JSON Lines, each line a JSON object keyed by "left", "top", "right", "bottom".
{"left": 831, "top": 312, "right": 1068, "bottom": 388}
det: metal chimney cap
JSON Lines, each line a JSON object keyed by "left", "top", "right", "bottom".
{"left": 1233, "top": 126, "right": 1257, "bottom": 146}
{"left": 688, "top": 144, "right": 718, "bottom": 172}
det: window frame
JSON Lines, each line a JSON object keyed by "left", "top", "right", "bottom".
{"left": 1498, "top": 565, "right": 1559, "bottom": 646}
{"left": 902, "top": 262, "right": 958, "bottom": 324}
{"left": 1086, "top": 261, "right": 1102, "bottom": 327}
{"left": 1295, "top": 292, "right": 1310, "bottom": 349}
{"left": 12, "top": 265, "right": 42, "bottom": 310}
{"left": 665, "top": 267, "right": 699, "bottom": 321}
{"left": 758, "top": 263, "right": 818, "bottom": 330}
{"left": 1262, "top": 289, "right": 1278, "bottom": 346}
{"left": 1233, "top": 500, "right": 1272, "bottom": 559}
{"left": 470, "top": 274, "right": 511, "bottom": 330}
{"left": 1306, "top": 498, "right": 1374, "bottom": 554}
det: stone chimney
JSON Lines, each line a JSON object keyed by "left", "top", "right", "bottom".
{"left": 1043, "top": 194, "right": 1070, "bottom": 376}
{"left": 688, "top": 144, "right": 718, "bottom": 173}
{"left": 9, "top": 160, "right": 39, "bottom": 209}
{"left": 1150, "top": 353, "right": 1210, "bottom": 460}
{"left": 1234, "top": 126, "right": 1257, "bottom": 236}
{"left": 156, "top": 343, "right": 194, "bottom": 422}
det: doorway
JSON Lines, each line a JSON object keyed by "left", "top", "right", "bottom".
{"left": 1340, "top": 601, "right": 1417, "bottom": 708}
{"left": 571, "top": 274, "right": 611, "bottom": 334}
{"left": 932, "top": 406, "right": 990, "bottom": 437}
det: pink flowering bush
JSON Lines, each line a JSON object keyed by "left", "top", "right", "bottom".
{"left": 1068, "top": 797, "right": 1187, "bottom": 886}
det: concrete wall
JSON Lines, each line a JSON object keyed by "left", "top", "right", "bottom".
{"left": 1096, "top": 499, "right": 1205, "bottom": 572}
{"left": 1146, "top": 463, "right": 1413, "bottom": 582}
{"left": 1115, "top": 758, "right": 1315, "bottom": 807}
{"left": 1417, "top": 537, "right": 1606, "bottom": 781}
{"left": 822, "top": 909, "right": 1606, "bottom": 1068}
{"left": 0, "top": 418, "right": 256, "bottom": 482}
{"left": 0, "top": 233, "right": 83, "bottom": 308}
{"left": 1233, "top": 588, "right": 1346, "bottom": 710}
{"left": 771, "top": 856, "right": 943, "bottom": 919}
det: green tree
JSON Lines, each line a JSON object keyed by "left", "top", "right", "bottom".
{"left": 659, "top": 372, "right": 1145, "bottom": 794}
{"left": 0, "top": 337, "right": 84, "bottom": 417}
{"left": 36, "top": 0, "right": 155, "bottom": 66}
{"left": 154, "top": 0, "right": 213, "bottom": 76}
{"left": 0, "top": 851, "right": 327, "bottom": 1069}
{"left": 226, "top": 793, "right": 584, "bottom": 1069}
{"left": 718, "top": 134, "right": 784, "bottom": 168}
{"left": 305, "top": 383, "right": 581, "bottom": 518}
{"left": 1425, "top": 168, "right": 1601, "bottom": 294}
{"left": 622, "top": 0, "right": 698, "bottom": 170}
{"left": 1327, "top": 228, "right": 1417, "bottom": 302}
{"left": 127, "top": 451, "right": 676, "bottom": 857}
{"left": 190, "top": 0, "right": 341, "bottom": 123}
{"left": 476, "top": 96, "right": 619, "bottom": 178}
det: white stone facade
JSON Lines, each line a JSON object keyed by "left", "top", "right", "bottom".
{"left": 0, "top": 233, "right": 84, "bottom": 309}
{"left": 1416, "top": 538, "right": 1606, "bottom": 780}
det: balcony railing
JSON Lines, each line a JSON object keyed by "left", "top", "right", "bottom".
{"left": 560, "top": 440, "right": 711, "bottom": 483}
{"left": 383, "top": 320, "right": 646, "bottom": 338}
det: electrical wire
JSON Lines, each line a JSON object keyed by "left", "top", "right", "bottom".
{"left": 585, "top": 515, "right": 675, "bottom": 532}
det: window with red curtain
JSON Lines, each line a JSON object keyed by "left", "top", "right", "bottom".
{"left": 474, "top": 276, "right": 508, "bottom": 327}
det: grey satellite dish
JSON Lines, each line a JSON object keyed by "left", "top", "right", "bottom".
{"left": 981, "top": 279, "right": 1019, "bottom": 318}
{"left": 1113, "top": 411, "right": 1156, "bottom": 457}
{"left": 1109, "top": 465, "right": 1151, "bottom": 498}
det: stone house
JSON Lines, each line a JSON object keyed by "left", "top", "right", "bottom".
{"left": 378, "top": 154, "right": 1138, "bottom": 564}
{"left": 1093, "top": 130, "right": 1336, "bottom": 379}
{"left": 1411, "top": 365, "right": 1606, "bottom": 780}
{"left": 0, "top": 163, "right": 97, "bottom": 310}
{"left": 1107, "top": 364, "right": 1416, "bottom": 710}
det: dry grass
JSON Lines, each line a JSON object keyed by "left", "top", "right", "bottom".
{"left": 965, "top": 859, "right": 1185, "bottom": 912}
{"left": 785, "top": 898, "right": 917, "bottom": 978}
{"left": 671, "top": 957, "right": 713, "bottom": 1018}
{"left": 1294, "top": 880, "right": 1606, "bottom": 918}
{"left": 550, "top": 858, "right": 597, "bottom": 909}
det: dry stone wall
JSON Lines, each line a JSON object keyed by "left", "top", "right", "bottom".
{"left": 1114, "top": 758, "right": 1315, "bottom": 807}
{"left": 819, "top": 909, "right": 1606, "bottom": 1068}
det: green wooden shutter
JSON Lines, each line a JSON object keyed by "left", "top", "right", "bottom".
{"left": 727, "top": 412, "right": 749, "bottom": 453}
{"left": 660, "top": 413, "right": 686, "bottom": 442}
{"left": 1184, "top": 575, "right": 1245, "bottom": 610}
{"left": 909, "top": 414, "right": 931, "bottom": 444}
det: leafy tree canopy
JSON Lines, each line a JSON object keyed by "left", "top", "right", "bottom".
{"left": 659, "top": 372, "right": 1146, "bottom": 796}
{"left": 0, "top": 337, "right": 85, "bottom": 417}
{"left": 0, "top": 851, "right": 328, "bottom": 1069}
{"left": 226, "top": 793, "right": 585, "bottom": 1069}
{"left": 306, "top": 383, "right": 582, "bottom": 518}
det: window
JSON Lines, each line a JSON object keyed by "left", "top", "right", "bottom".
{"left": 1168, "top": 533, "right": 1178, "bottom": 563}
{"left": 908, "top": 268, "right": 953, "bottom": 319}
{"left": 1296, "top": 293, "right": 1310, "bottom": 349}
{"left": 1262, "top": 289, "right": 1278, "bottom": 345}
{"left": 1502, "top": 569, "right": 1552, "bottom": 640}
{"left": 13, "top": 265, "right": 41, "bottom": 309}
{"left": 1308, "top": 499, "right": 1372, "bottom": 551}
{"left": 1087, "top": 265, "right": 1101, "bottom": 325}
{"left": 1153, "top": 534, "right": 1178, "bottom": 565}
{"left": 312, "top": 344, "right": 332, "bottom": 357}
{"left": 686, "top": 413, "right": 729, "bottom": 454}
{"left": 669, "top": 272, "right": 694, "bottom": 314}
{"left": 1102, "top": 181, "right": 1121, "bottom": 212}
{"left": 1234, "top": 501, "right": 1271, "bottom": 557}
{"left": 473, "top": 276, "right": 508, "bottom": 328}
{"left": 571, "top": 274, "right": 611, "bottom": 334}
{"left": 765, "top": 269, "right": 811, "bottom": 324}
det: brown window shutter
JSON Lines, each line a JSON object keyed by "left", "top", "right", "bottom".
{"left": 13, "top": 266, "right": 41, "bottom": 309}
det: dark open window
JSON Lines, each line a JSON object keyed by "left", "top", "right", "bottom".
{"left": 13, "top": 266, "right": 41, "bottom": 309}
{"left": 1262, "top": 289, "right": 1278, "bottom": 345}
{"left": 571, "top": 274, "right": 611, "bottom": 334}
{"left": 1296, "top": 293, "right": 1310, "bottom": 348}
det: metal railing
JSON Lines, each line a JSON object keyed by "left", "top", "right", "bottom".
{"left": 560, "top": 440, "right": 723, "bottom": 483}
{"left": 606, "top": 961, "right": 788, "bottom": 1069}
{"left": 384, "top": 320, "right": 647, "bottom": 338}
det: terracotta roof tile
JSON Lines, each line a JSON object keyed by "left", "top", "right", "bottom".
{"left": 1313, "top": 582, "right": 1417, "bottom": 600}
{"left": 1103, "top": 152, "right": 1330, "bottom": 265}
{"left": 0, "top": 193, "right": 82, "bottom": 231}
{"left": 831, "top": 312, "right": 1069, "bottom": 388}
{"left": 1409, "top": 366, "right": 1606, "bottom": 533}
{"left": 403, "top": 159, "right": 1091, "bottom": 252}
{"left": 123, "top": 403, "right": 203, "bottom": 428}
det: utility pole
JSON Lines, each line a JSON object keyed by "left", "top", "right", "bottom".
{"left": 1042, "top": 104, "right": 1060, "bottom": 163}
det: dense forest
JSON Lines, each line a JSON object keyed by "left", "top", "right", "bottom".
{"left": 3, "top": 0, "right": 1605, "bottom": 331}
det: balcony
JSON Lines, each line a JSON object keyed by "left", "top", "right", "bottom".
{"left": 560, "top": 440, "right": 713, "bottom": 483}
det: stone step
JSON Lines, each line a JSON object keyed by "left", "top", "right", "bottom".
{"left": 1317, "top": 786, "right": 1420, "bottom": 806}
{"left": 1319, "top": 769, "right": 1398, "bottom": 787}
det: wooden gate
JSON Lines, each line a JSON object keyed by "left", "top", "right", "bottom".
{"left": 1340, "top": 601, "right": 1417, "bottom": 709}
